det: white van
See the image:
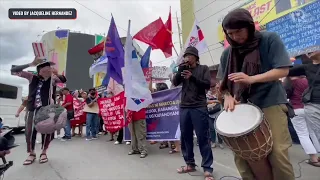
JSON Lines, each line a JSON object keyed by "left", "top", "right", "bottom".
{"left": 0, "top": 78, "right": 25, "bottom": 132}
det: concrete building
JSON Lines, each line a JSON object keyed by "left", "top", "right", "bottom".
{"left": 41, "top": 30, "right": 145, "bottom": 91}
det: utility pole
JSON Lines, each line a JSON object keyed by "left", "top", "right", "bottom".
{"left": 176, "top": 11, "right": 183, "bottom": 50}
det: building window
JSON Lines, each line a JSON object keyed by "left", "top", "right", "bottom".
{"left": 0, "top": 83, "right": 18, "bottom": 99}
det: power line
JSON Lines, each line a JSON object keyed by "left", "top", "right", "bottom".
{"left": 198, "top": 0, "right": 242, "bottom": 23}
{"left": 153, "top": 45, "right": 224, "bottom": 65}
{"left": 73, "top": 0, "right": 128, "bottom": 32}
{"left": 195, "top": 0, "right": 217, "bottom": 13}
{"left": 258, "top": 0, "right": 281, "bottom": 24}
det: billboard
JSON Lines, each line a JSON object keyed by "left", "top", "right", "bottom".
{"left": 217, "top": 0, "right": 316, "bottom": 41}
{"left": 41, "top": 30, "right": 69, "bottom": 76}
{"left": 65, "top": 33, "right": 95, "bottom": 90}
{"left": 266, "top": 1, "right": 320, "bottom": 57}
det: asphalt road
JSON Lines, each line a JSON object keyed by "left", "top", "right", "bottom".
{"left": 3, "top": 132, "right": 320, "bottom": 180}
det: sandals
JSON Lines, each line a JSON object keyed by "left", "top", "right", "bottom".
{"left": 170, "top": 143, "right": 176, "bottom": 149}
{"left": 140, "top": 153, "right": 148, "bottom": 158}
{"left": 39, "top": 153, "right": 48, "bottom": 164}
{"left": 204, "top": 171, "right": 215, "bottom": 180}
{"left": 159, "top": 143, "right": 169, "bottom": 149}
{"left": 23, "top": 154, "right": 36, "bottom": 165}
{"left": 128, "top": 150, "right": 140, "bottom": 155}
{"left": 169, "top": 149, "right": 179, "bottom": 154}
{"left": 306, "top": 159, "right": 320, "bottom": 167}
{"left": 177, "top": 165, "right": 196, "bottom": 174}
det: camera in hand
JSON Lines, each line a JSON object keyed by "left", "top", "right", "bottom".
{"left": 178, "top": 58, "right": 190, "bottom": 71}
{"left": 0, "top": 129, "right": 18, "bottom": 176}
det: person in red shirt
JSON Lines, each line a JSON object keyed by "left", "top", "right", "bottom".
{"left": 61, "top": 88, "right": 74, "bottom": 141}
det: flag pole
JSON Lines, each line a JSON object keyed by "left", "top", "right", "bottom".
{"left": 192, "top": 13, "right": 215, "bottom": 65}
{"left": 173, "top": 45, "right": 179, "bottom": 56}
{"left": 175, "top": 11, "right": 182, "bottom": 50}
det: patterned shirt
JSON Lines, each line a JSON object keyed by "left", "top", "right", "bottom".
{"left": 34, "top": 80, "right": 44, "bottom": 108}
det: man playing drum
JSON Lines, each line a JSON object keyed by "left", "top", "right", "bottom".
{"left": 217, "top": 9, "right": 295, "bottom": 180}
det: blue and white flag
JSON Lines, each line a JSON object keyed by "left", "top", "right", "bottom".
{"left": 89, "top": 55, "right": 108, "bottom": 77}
{"left": 123, "top": 20, "right": 153, "bottom": 111}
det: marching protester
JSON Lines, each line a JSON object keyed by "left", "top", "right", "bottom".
{"left": 11, "top": 57, "right": 67, "bottom": 165}
{"left": 61, "top": 88, "right": 74, "bottom": 141}
{"left": 217, "top": 8, "right": 294, "bottom": 179}
{"left": 83, "top": 88, "right": 100, "bottom": 140}
{"left": 71, "top": 91, "right": 87, "bottom": 137}
{"left": 127, "top": 109, "right": 147, "bottom": 158}
{"left": 127, "top": 79, "right": 153, "bottom": 158}
{"left": 287, "top": 50, "right": 320, "bottom": 166}
{"left": 173, "top": 46, "right": 214, "bottom": 180}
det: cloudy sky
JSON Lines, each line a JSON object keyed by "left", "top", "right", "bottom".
{"left": 0, "top": 0, "right": 182, "bottom": 96}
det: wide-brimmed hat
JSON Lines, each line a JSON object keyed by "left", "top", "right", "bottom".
{"left": 183, "top": 46, "right": 199, "bottom": 59}
{"left": 36, "top": 61, "right": 55, "bottom": 72}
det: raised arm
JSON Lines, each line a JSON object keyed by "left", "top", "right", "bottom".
{"left": 11, "top": 57, "right": 43, "bottom": 83}
{"left": 11, "top": 64, "right": 34, "bottom": 83}
{"left": 51, "top": 68, "right": 67, "bottom": 84}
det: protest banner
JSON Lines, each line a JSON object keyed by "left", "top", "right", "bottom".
{"left": 124, "top": 87, "right": 181, "bottom": 141}
{"left": 98, "top": 92, "right": 125, "bottom": 133}
{"left": 73, "top": 98, "right": 85, "bottom": 118}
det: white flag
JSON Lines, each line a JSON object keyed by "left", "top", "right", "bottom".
{"left": 176, "top": 20, "right": 208, "bottom": 64}
{"left": 89, "top": 55, "right": 108, "bottom": 77}
{"left": 123, "top": 20, "right": 153, "bottom": 111}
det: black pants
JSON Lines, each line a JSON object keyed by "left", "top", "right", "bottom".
{"left": 209, "top": 117, "right": 223, "bottom": 144}
{"left": 99, "top": 116, "right": 104, "bottom": 132}
{"left": 117, "top": 128, "right": 123, "bottom": 142}
{"left": 180, "top": 107, "right": 213, "bottom": 173}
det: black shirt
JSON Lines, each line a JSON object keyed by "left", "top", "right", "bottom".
{"left": 173, "top": 64, "right": 211, "bottom": 108}
{"left": 288, "top": 63, "right": 320, "bottom": 104}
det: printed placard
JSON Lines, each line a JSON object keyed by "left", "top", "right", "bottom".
{"left": 152, "top": 66, "right": 170, "bottom": 80}
{"left": 98, "top": 92, "right": 125, "bottom": 133}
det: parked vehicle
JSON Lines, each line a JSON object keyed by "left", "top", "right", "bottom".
{"left": 0, "top": 78, "right": 25, "bottom": 132}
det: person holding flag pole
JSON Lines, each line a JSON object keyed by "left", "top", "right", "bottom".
{"left": 123, "top": 20, "right": 153, "bottom": 158}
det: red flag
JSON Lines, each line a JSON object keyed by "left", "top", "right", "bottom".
{"left": 134, "top": 7, "right": 173, "bottom": 58}
{"left": 196, "top": 25, "right": 204, "bottom": 41}
{"left": 133, "top": 18, "right": 164, "bottom": 48}
{"left": 151, "top": 7, "right": 173, "bottom": 58}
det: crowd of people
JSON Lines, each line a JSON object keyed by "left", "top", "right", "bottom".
{"left": 9, "top": 8, "right": 320, "bottom": 180}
